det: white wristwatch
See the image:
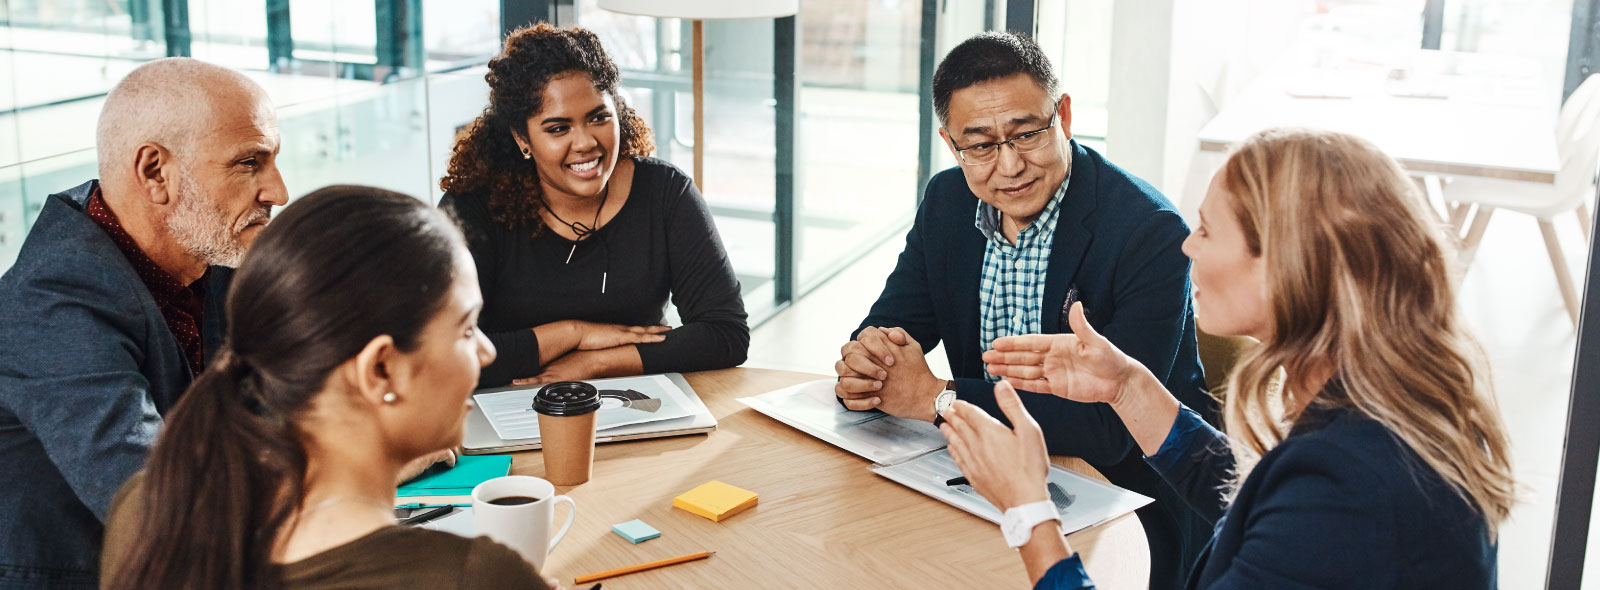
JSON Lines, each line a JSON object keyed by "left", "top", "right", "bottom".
{"left": 932, "top": 383, "right": 957, "bottom": 427}
{"left": 1001, "top": 500, "right": 1061, "bottom": 548}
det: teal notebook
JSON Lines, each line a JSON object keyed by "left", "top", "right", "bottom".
{"left": 397, "top": 455, "right": 512, "bottom": 497}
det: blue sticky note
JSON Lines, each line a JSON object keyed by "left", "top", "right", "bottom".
{"left": 611, "top": 519, "right": 661, "bottom": 544}
{"left": 397, "top": 455, "right": 512, "bottom": 497}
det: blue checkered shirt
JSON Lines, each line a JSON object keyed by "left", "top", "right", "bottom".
{"left": 976, "top": 177, "right": 1069, "bottom": 381}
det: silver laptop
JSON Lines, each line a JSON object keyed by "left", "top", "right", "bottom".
{"left": 462, "top": 372, "right": 717, "bottom": 455}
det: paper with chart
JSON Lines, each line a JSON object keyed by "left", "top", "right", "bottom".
{"left": 741, "top": 377, "right": 1149, "bottom": 534}
{"left": 869, "top": 449, "right": 1152, "bottom": 534}
{"left": 737, "top": 378, "right": 948, "bottom": 466}
{"left": 475, "top": 375, "right": 693, "bottom": 441}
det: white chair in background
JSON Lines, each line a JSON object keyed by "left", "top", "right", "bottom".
{"left": 1435, "top": 74, "right": 1600, "bottom": 326}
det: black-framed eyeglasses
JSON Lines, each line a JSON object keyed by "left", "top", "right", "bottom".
{"left": 948, "top": 105, "right": 1060, "bottom": 165}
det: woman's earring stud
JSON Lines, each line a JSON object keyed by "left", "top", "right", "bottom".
{"left": 383, "top": 392, "right": 398, "bottom": 403}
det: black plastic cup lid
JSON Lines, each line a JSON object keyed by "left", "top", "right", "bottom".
{"left": 533, "top": 381, "right": 601, "bottom": 416}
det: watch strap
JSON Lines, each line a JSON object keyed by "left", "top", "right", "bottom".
{"left": 1002, "top": 500, "right": 1061, "bottom": 548}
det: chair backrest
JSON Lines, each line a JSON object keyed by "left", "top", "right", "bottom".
{"left": 1197, "top": 330, "right": 1255, "bottom": 398}
{"left": 1556, "top": 74, "right": 1600, "bottom": 198}
{"left": 1558, "top": 74, "right": 1600, "bottom": 143}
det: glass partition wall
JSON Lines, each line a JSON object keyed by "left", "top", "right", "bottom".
{"left": 0, "top": 0, "right": 500, "bottom": 270}
{"left": 0, "top": 0, "right": 941, "bottom": 323}
{"left": 0, "top": 0, "right": 1035, "bottom": 323}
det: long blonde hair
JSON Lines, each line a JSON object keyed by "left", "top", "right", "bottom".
{"left": 1217, "top": 128, "right": 1515, "bottom": 534}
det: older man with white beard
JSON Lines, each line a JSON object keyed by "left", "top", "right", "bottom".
{"left": 0, "top": 58, "right": 287, "bottom": 588}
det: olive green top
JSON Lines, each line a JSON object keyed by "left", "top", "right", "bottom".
{"left": 102, "top": 473, "right": 549, "bottom": 590}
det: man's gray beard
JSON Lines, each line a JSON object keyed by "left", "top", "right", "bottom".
{"left": 165, "top": 173, "right": 251, "bottom": 268}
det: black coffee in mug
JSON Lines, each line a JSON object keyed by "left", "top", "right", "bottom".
{"left": 487, "top": 495, "right": 541, "bottom": 506}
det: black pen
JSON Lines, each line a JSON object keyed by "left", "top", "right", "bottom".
{"left": 945, "top": 476, "right": 968, "bottom": 486}
{"left": 398, "top": 505, "right": 454, "bottom": 526}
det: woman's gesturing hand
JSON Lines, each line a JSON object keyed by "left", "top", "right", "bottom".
{"left": 981, "top": 302, "right": 1139, "bottom": 406}
{"left": 938, "top": 381, "right": 1051, "bottom": 513}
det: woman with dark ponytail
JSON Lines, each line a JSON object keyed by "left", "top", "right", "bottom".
{"left": 99, "top": 186, "right": 558, "bottom": 590}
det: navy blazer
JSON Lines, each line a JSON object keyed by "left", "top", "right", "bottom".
{"left": 1038, "top": 383, "right": 1498, "bottom": 589}
{"left": 855, "top": 141, "right": 1213, "bottom": 590}
{"left": 0, "top": 181, "right": 230, "bottom": 588}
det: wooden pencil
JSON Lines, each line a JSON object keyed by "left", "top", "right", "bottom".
{"left": 573, "top": 551, "right": 714, "bottom": 584}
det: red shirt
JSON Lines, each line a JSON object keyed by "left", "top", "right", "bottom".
{"left": 85, "top": 188, "right": 207, "bottom": 374}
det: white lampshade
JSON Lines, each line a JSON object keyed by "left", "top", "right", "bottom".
{"left": 598, "top": 0, "right": 797, "bottom": 20}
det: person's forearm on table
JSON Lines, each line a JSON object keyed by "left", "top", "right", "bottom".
{"left": 532, "top": 320, "right": 581, "bottom": 365}
{"left": 1021, "top": 522, "right": 1074, "bottom": 586}
{"left": 557, "top": 346, "right": 644, "bottom": 379}
{"left": 1106, "top": 365, "right": 1184, "bottom": 458}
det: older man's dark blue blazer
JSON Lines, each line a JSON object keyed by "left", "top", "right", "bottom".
{"left": 855, "top": 141, "right": 1213, "bottom": 590}
{"left": 0, "top": 181, "right": 230, "bottom": 588}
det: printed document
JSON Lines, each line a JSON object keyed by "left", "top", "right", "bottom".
{"left": 741, "top": 378, "right": 1151, "bottom": 534}
{"left": 476, "top": 374, "right": 694, "bottom": 441}
{"left": 738, "top": 378, "right": 947, "bottom": 465}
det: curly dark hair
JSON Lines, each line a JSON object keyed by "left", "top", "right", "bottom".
{"left": 440, "top": 23, "right": 656, "bottom": 233}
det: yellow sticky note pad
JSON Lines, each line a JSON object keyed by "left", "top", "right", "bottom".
{"left": 673, "top": 480, "right": 758, "bottom": 522}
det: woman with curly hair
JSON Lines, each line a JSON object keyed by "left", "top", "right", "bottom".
{"left": 441, "top": 24, "right": 748, "bottom": 387}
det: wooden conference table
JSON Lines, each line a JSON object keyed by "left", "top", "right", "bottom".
{"left": 501, "top": 367, "right": 1150, "bottom": 589}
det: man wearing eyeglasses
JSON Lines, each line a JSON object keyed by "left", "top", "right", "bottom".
{"left": 832, "top": 32, "right": 1211, "bottom": 590}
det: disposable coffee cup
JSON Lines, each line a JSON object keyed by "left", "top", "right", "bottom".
{"left": 534, "top": 381, "right": 601, "bottom": 485}
{"left": 471, "top": 475, "right": 575, "bottom": 571}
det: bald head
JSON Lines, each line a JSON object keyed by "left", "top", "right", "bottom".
{"left": 92, "top": 58, "right": 288, "bottom": 280}
{"left": 95, "top": 58, "right": 269, "bottom": 185}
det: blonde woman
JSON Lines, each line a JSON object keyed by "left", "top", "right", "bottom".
{"left": 940, "top": 128, "right": 1514, "bottom": 588}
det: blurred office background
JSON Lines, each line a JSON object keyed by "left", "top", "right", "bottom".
{"left": 1, "top": 0, "right": 1596, "bottom": 586}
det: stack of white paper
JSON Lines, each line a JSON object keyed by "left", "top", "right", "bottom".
{"left": 737, "top": 378, "right": 946, "bottom": 465}
{"left": 476, "top": 374, "right": 694, "bottom": 441}
{"left": 871, "top": 449, "right": 1152, "bottom": 533}
{"left": 739, "top": 378, "right": 1151, "bottom": 535}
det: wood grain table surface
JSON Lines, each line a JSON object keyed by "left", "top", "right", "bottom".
{"left": 505, "top": 367, "right": 1150, "bottom": 589}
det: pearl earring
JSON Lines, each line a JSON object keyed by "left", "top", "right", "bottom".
{"left": 382, "top": 392, "right": 398, "bottom": 403}
{"left": 521, "top": 149, "right": 531, "bottom": 160}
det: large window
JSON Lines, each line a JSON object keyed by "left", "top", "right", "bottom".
{"left": 1036, "top": 0, "right": 1112, "bottom": 141}
{"left": 0, "top": 0, "right": 984, "bottom": 324}
{"left": 793, "top": 0, "right": 923, "bottom": 290}
{"left": 1, "top": 0, "right": 167, "bottom": 267}
{"left": 3, "top": 0, "right": 1580, "bottom": 347}
{"left": 577, "top": 0, "right": 932, "bottom": 320}
{"left": 577, "top": 1, "right": 782, "bottom": 319}
{"left": 0, "top": 0, "right": 502, "bottom": 271}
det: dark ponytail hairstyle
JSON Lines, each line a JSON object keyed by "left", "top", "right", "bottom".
{"left": 106, "top": 186, "right": 466, "bottom": 590}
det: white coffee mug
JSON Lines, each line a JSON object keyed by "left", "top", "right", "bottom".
{"left": 471, "top": 475, "right": 576, "bottom": 570}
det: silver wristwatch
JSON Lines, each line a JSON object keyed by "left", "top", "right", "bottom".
{"left": 932, "top": 382, "right": 957, "bottom": 427}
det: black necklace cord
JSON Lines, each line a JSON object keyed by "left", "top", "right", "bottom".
{"left": 596, "top": 228, "right": 612, "bottom": 294}
{"left": 543, "top": 183, "right": 612, "bottom": 292}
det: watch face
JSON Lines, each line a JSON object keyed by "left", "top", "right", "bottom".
{"left": 934, "top": 388, "right": 953, "bottom": 422}
{"left": 1001, "top": 513, "right": 1028, "bottom": 547}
